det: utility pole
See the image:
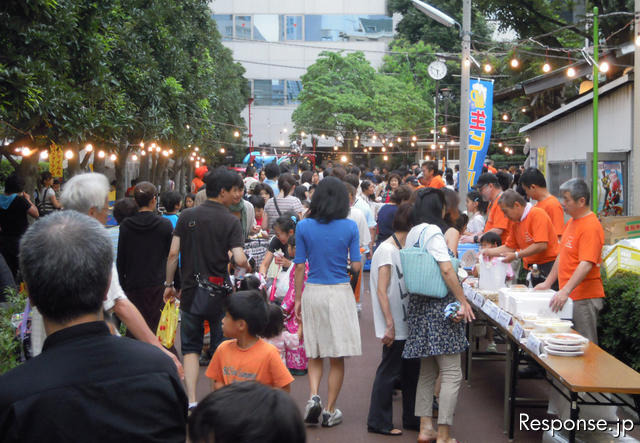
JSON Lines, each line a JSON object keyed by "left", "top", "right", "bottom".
{"left": 633, "top": 2, "right": 640, "bottom": 214}
{"left": 459, "top": 0, "right": 471, "bottom": 206}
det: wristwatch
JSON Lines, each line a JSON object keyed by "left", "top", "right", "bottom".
{"left": 163, "top": 281, "right": 174, "bottom": 288}
{"left": 515, "top": 251, "right": 520, "bottom": 259}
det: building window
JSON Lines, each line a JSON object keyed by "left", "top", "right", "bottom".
{"left": 213, "top": 15, "right": 233, "bottom": 40}
{"left": 253, "top": 14, "right": 279, "bottom": 41}
{"left": 286, "top": 80, "right": 302, "bottom": 104}
{"left": 304, "top": 15, "right": 393, "bottom": 41}
{"left": 284, "top": 15, "right": 303, "bottom": 40}
{"left": 235, "top": 15, "right": 252, "bottom": 40}
{"left": 254, "top": 80, "right": 285, "bottom": 106}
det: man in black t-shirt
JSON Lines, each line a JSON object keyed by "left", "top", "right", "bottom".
{"left": 163, "top": 167, "right": 248, "bottom": 409}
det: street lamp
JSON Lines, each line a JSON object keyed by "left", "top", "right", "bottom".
{"left": 411, "top": 0, "right": 458, "bottom": 27}
{"left": 412, "top": 0, "right": 470, "bottom": 206}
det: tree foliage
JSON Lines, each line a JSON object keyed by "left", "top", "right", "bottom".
{"left": 292, "top": 51, "right": 432, "bottom": 153}
{"left": 0, "top": 0, "right": 248, "bottom": 195}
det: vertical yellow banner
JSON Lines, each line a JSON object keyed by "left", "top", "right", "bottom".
{"left": 49, "top": 144, "right": 63, "bottom": 177}
{"left": 537, "top": 147, "right": 547, "bottom": 176}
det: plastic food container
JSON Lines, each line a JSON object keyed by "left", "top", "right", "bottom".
{"left": 533, "top": 319, "right": 573, "bottom": 333}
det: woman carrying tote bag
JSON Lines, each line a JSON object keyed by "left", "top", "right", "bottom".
{"left": 402, "top": 187, "right": 474, "bottom": 443}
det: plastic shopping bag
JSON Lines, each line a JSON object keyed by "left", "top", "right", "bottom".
{"left": 156, "top": 301, "right": 179, "bottom": 348}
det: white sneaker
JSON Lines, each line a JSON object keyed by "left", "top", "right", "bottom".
{"left": 304, "top": 395, "right": 322, "bottom": 424}
{"left": 322, "top": 408, "right": 343, "bottom": 427}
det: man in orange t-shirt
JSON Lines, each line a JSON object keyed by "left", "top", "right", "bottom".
{"left": 483, "top": 190, "right": 559, "bottom": 287}
{"left": 519, "top": 167, "right": 565, "bottom": 237}
{"left": 535, "top": 179, "right": 604, "bottom": 343}
{"left": 474, "top": 173, "right": 509, "bottom": 245}
{"left": 420, "top": 161, "right": 446, "bottom": 189}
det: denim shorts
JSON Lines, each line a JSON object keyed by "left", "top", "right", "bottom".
{"left": 180, "top": 309, "right": 225, "bottom": 355}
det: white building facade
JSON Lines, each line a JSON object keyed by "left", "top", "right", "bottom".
{"left": 210, "top": 0, "right": 397, "bottom": 149}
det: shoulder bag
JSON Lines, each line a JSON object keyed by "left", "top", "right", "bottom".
{"left": 399, "top": 227, "right": 459, "bottom": 298}
{"left": 188, "top": 221, "right": 233, "bottom": 318}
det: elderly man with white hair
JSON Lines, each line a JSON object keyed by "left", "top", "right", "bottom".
{"left": 30, "top": 173, "right": 183, "bottom": 376}
{"left": 0, "top": 211, "right": 187, "bottom": 441}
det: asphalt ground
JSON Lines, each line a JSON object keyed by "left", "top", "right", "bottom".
{"left": 180, "top": 273, "right": 639, "bottom": 443}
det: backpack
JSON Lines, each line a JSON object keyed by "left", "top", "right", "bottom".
{"left": 35, "top": 187, "right": 52, "bottom": 216}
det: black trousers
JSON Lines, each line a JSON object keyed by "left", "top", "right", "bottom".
{"left": 367, "top": 340, "right": 420, "bottom": 431}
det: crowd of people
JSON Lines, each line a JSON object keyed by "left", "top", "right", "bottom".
{"left": 0, "top": 157, "right": 607, "bottom": 443}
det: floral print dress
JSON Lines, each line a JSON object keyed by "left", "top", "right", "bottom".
{"left": 281, "top": 263, "right": 308, "bottom": 370}
{"left": 402, "top": 249, "right": 469, "bottom": 359}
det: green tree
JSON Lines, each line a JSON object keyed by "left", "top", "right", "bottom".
{"left": 293, "top": 51, "right": 432, "bottom": 157}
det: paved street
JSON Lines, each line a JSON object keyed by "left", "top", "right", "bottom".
{"left": 185, "top": 274, "right": 556, "bottom": 442}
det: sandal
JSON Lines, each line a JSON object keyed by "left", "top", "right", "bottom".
{"left": 367, "top": 426, "right": 403, "bottom": 436}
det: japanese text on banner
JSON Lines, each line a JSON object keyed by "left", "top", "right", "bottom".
{"left": 466, "top": 78, "right": 494, "bottom": 189}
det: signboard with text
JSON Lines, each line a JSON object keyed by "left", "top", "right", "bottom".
{"left": 466, "top": 78, "right": 494, "bottom": 189}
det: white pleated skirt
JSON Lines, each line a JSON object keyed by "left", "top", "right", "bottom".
{"left": 301, "top": 282, "right": 362, "bottom": 358}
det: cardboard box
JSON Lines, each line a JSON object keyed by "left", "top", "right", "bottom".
{"left": 600, "top": 216, "right": 640, "bottom": 245}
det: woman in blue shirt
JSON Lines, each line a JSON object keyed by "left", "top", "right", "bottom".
{"left": 294, "top": 177, "right": 361, "bottom": 428}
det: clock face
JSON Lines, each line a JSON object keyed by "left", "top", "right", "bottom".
{"left": 428, "top": 61, "right": 447, "bottom": 80}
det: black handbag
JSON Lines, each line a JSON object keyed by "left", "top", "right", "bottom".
{"left": 187, "top": 223, "right": 232, "bottom": 317}
{"left": 190, "top": 275, "right": 232, "bottom": 318}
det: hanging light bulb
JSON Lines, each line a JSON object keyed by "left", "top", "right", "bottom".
{"left": 85, "top": 144, "right": 93, "bottom": 152}
{"left": 504, "top": 147, "right": 509, "bottom": 153}
{"left": 141, "top": 150, "right": 146, "bottom": 156}
{"left": 411, "top": 142, "right": 415, "bottom": 147}
{"left": 40, "top": 150, "right": 49, "bottom": 160}
{"left": 300, "top": 131, "right": 305, "bottom": 137}
{"left": 483, "top": 63, "right": 492, "bottom": 73}
{"left": 430, "top": 129, "right": 435, "bottom": 134}
{"left": 98, "top": 150, "right": 105, "bottom": 158}
{"left": 155, "top": 146, "right": 161, "bottom": 153}
{"left": 220, "top": 147, "right": 225, "bottom": 154}
{"left": 340, "top": 155, "right": 347, "bottom": 163}
{"left": 65, "top": 150, "right": 74, "bottom": 160}
{"left": 382, "top": 147, "right": 386, "bottom": 152}
{"left": 110, "top": 154, "right": 117, "bottom": 161}
{"left": 502, "top": 113, "right": 509, "bottom": 121}
{"left": 169, "top": 149, "right": 174, "bottom": 154}
{"left": 194, "top": 147, "right": 199, "bottom": 152}
{"left": 139, "top": 141, "right": 144, "bottom": 148}
{"left": 389, "top": 142, "right": 393, "bottom": 147}
{"left": 566, "top": 67, "right": 576, "bottom": 78}
{"left": 234, "top": 131, "right": 240, "bottom": 137}
{"left": 282, "top": 128, "right": 288, "bottom": 133}
{"left": 430, "top": 144, "right": 436, "bottom": 150}
{"left": 333, "top": 146, "right": 338, "bottom": 151}
{"left": 195, "top": 161, "right": 200, "bottom": 168}
{"left": 510, "top": 57, "right": 520, "bottom": 69}
{"left": 599, "top": 61, "right": 610, "bottom": 73}
{"left": 383, "top": 155, "right": 388, "bottom": 161}
{"left": 411, "top": 135, "right": 417, "bottom": 142}
{"left": 463, "top": 58, "right": 471, "bottom": 67}
{"left": 521, "top": 107, "right": 527, "bottom": 113}
{"left": 525, "top": 137, "right": 530, "bottom": 143}
{"left": 542, "top": 62, "right": 551, "bottom": 73}
{"left": 498, "top": 142, "right": 503, "bottom": 147}
{"left": 131, "top": 154, "right": 138, "bottom": 161}
{"left": 425, "top": 155, "right": 429, "bottom": 160}
{"left": 321, "top": 134, "right": 326, "bottom": 139}
{"left": 397, "top": 137, "right": 402, "bottom": 143}
{"left": 372, "top": 134, "right": 377, "bottom": 141}
{"left": 441, "top": 127, "right": 447, "bottom": 133}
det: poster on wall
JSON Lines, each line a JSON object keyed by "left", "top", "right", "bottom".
{"left": 597, "top": 161, "right": 624, "bottom": 216}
